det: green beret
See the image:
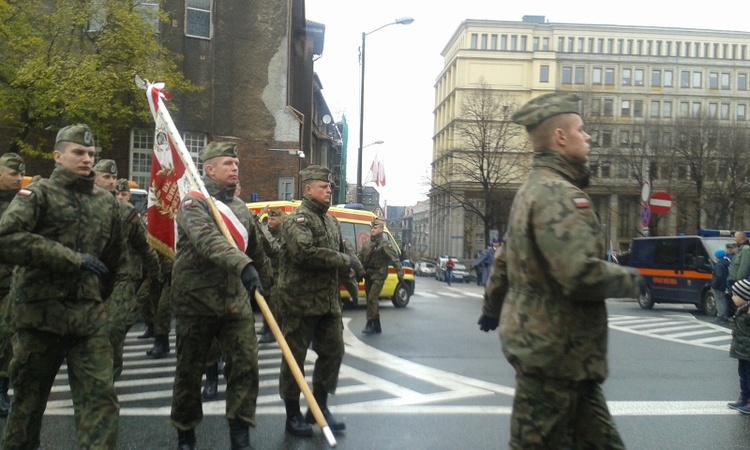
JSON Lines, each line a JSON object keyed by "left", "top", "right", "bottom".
{"left": 299, "top": 165, "right": 332, "bottom": 183}
{"left": 56, "top": 124, "right": 94, "bottom": 147}
{"left": 199, "top": 142, "right": 238, "bottom": 162}
{"left": 268, "top": 208, "right": 286, "bottom": 218}
{"left": 92, "top": 159, "right": 117, "bottom": 174}
{"left": 371, "top": 219, "right": 385, "bottom": 228}
{"left": 512, "top": 92, "right": 581, "bottom": 131}
{"left": 115, "top": 178, "right": 130, "bottom": 192}
{"left": 0, "top": 152, "right": 25, "bottom": 172}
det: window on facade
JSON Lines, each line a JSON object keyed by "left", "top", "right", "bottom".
{"left": 278, "top": 177, "right": 294, "bottom": 201}
{"left": 649, "top": 163, "right": 659, "bottom": 180}
{"left": 520, "top": 35, "right": 527, "bottom": 51}
{"left": 692, "top": 71, "right": 702, "bottom": 88}
{"left": 622, "top": 68, "right": 632, "bottom": 86}
{"left": 709, "top": 103, "right": 718, "bottom": 118}
{"left": 588, "top": 38, "right": 594, "bottom": 52}
{"left": 633, "top": 100, "right": 643, "bottom": 117}
{"left": 130, "top": 128, "right": 154, "bottom": 190}
{"left": 677, "top": 165, "right": 688, "bottom": 180}
{"left": 590, "top": 131, "right": 599, "bottom": 146}
{"left": 542, "top": 37, "right": 549, "bottom": 50}
{"left": 603, "top": 98, "right": 614, "bottom": 116}
{"left": 471, "top": 34, "right": 478, "bottom": 49}
{"left": 634, "top": 69, "right": 644, "bottom": 86}
{"left": 574, "top": 67, "right": 585, "bottom": 84}
{"left": 510, "top": 35, "right": 517, "bottom": 50}
{"left": 663, "top": 101, "right": 672, "bottom": 117}
{"left": 558, "top": 37, "right": 565, "bottom": 50}
{"left": 666, "top": 41, "right": 672, "bottom": 55}
{"left": 601, "top": 162, "right": 611, "bottom": 177}
{"left": 618, "top": 39, "right": 624, "bottom": 53}
{"left": 597, "top": 38, "right": 604, "bottom": 53}
{"left": 531, "top": 36, "right": 537, "bottom": 51}
{"left": 637, "top": 40, "right": 643, "bottom": 54}
{"left": 620, "top": 130, "right": 630, "bottom": 145}
{"left": 617, "top": 163, "right": 629, "bottom": 179}
{"left": 490, "top": 34, "right": 498, "bottom": 50}
{"left": 593, "top": 68, "right": 602, "bottom": 84}
{"left": 539, "top": 65, "right": 549, "bottom": 83}
{"left": 183, "top": 132, "right": 208, "bottom": 173}
{"left": 650, "top": 101, "right": 660, "bottom": 117}
{"left": 713, "top": 43, "right": 720, "bottom": 58}
{"left": 621, "top": 100, "right": 631, "bottom": 116}
{"left": 602, "top": 131, "right": 612, "bottom": 148}
{"left": 679, "top": 101, "right": 690, "bottom": 117}
{"left": 646, "top": 40, "right": 653, "bottom": 55}
{"left": 651, "top": 70, "right": 661, "bottom": 87}
{"left": 481, "top": 34, "right": 488, "bottom": 49}
{"left": 664, "top": 70, "right": 673, "bottom": 87}
{"left": 739, "top": 74, "right": 748, "bottom": 90}
{"left": 608, "top": 39, "right": 614, "bottom": 53}
{"left": 137, "top": 2, "right": 160, "bottom": 33}
{"left": 186, "top": 0, "right": 211, "bottom": 39}
{"left": 675, "top": 42, "right": 681, "bottom": 56}
{"left": 578, "top": 37, "right": 584, "bottom": 52}
{"left": 562, "top": 67, "right": 573, "bottom": 84}
{"left": 704, "top": 42, "right": 711, "bottom": 58}
{"left": 721, "top": 73, "right": 730, "bottom": 90}
{"left": 591, "top": 99, "right": 601, "bottom": 116}
{"left": 605, "top": 68, "right": 614, "bottom": 85}
{"left": 692, "top": 102, "right": 701, "bottom": 118}
{"left": 738, "top": 104, "right": 747, "bottom": 121}
{"left": 680, "top": 71, "right": 690, "bottom": 88}
{"left": 627, "top": 39, "right": 634, "bottom": 54}
{"left": 567, "top": 37, "right": 574, "bottom": 52}
{"left": 709, "top": 72, "right": 719, "bottom": 89}
{"left": 721, "top": 103, "right": 730, "bottom": 120}
{"left": 633, "top": 131, "right": 642, "bottom": 146}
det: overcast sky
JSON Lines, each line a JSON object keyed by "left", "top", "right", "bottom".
{"left": 305, "top": 0, "right": 750, "bottom": 206}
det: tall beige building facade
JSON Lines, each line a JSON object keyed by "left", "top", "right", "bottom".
{"left": 430, "top": 15, "right": 750, "bottom": 259}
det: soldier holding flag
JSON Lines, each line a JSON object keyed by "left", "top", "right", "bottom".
{"left": 169, "top": 141, "right": 271, "bottom": 450}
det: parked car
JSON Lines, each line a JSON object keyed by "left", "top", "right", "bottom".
{"left": 415, "top": 261, "right": 436, "bottom": 277}
{"left": 451, "top": 263, "right": 471, "bottom": 283}
{"left": 435, "top": 257, "right": 470, "bottom": 283}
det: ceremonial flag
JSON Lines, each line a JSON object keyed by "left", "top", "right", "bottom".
{"left": 366, "top": 151, "right": 386, "bottom": 187}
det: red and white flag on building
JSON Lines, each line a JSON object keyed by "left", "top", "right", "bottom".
{"left": 366, "top": 151, "right": 386, "bottom": 187}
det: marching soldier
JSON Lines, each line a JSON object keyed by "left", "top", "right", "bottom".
{"left": 257, "top": 208, "right": 285, "bottom": 344}
{"left": 0, "top": 124, "right": 122, "bottom": 449}
{"left": 0, "top": 152, "right": 25, "bottom": 417}
{"left": 478, "top": 93, "right": 643, "bottom": 449}
{"left": 276, "top": 165, "right": 361, "bottom": 437}
{"left": 358, "top": 219, "right": 403, "bottom": 334}
{"left": 169, "top": 142, "right": 271, "bottom": 450}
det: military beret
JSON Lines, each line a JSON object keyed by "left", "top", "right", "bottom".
{"left": 299, "top": 165, "right": 332, "bottom": 183}
{"left": 199, "top": 142, "right": 238, "bottom": 162}
{"left": 56, "top": 124, "right": 95, "bottom": 147}
{"left": 268, "top": 208, "right": 286, "bottom": 218}
{"left": 0, "top": 152, "right": 25, "bottom": 172}
{"left": 115, "top": 178, "right": 130, "bottom": 192}
{"left": 512, "top": 92, "right": 581, "bottom": 131}
{"left": 92, "top": 159, "right": 117, "bottom": 174}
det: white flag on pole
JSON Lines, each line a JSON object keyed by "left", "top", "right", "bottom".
{"left": 366, "top": 151, "right": 386, "bottom": 187}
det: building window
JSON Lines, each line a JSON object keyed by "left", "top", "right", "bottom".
{"left": 709, "top": 72, "right": 719, "bottom": 89}
{"left": 739, "top": 73, "right": 747, "bottom": 90}
{"left": 617, "top": 39, "right": 624, "bottom": 54}
{"left": 590, "top": 98, "right": 601, "bottom": 116}
{"left": 620, "top": 130, "right": 630, "bottom": 145}
{"left": 721, "top": 73, "right": 730, "bottom": 90}
{"left": 607, "top": 39, "right": 614, "bottom": 53}
{"left": 597, "top": 38, "right": 604, "bottom": 53}
{"left": 622, "top": 68, "right": 632, "bottom": 86}
{"left": 603, "top": 98, "right": 614, "bottom": 116}
{"left": 574, "top": 67, "right": 585, "bottom": 84}
{"left": 738, "top": 104, "right": 747, "bottom": 121}
{"left": 567, "top": 37, "right": 574, "bottom": 52}
{"left": 679, "top": 101, "right": 689, "bottom": 117}
{"left": 481, "top": 34, "right": 488, "bottom": 49}
{"left": 578, "top": 37, "right": 584, "bottom": 52}
{"left": 627, "top": 39, "right": 634, "bottom": 54}
{"left": 663, "top": 101, "right": 672, "bottom": 118}
{"left": 540, "top": 65, "right": 549, "bottom": 83}
{"left": 651, "top": 70, "right": 661, "bottom": 87}
{"left": 692, "top": 102, "right": 701, "bottom": 118}
{"left": 600, "top": 161, "right": 611, "bottom": 177}
{"left": 490, "top": 34, "right": 498, "bottom": 50}
{"left": 588, "top": 38, "right": 594, "bottom": 53}
{"left": 510, "top": 35, "right": 517, "bottom": 50}
{"left": 542, "top": 37, "right": 549, "bottom": 51}
{"left": 621, "top": 100, "right": 631, "bottom": 116}
{"left": 721, "top": 103, "right": 730, "bottom": 120}
{"left": 593, "top": 68, "right": 602, "bottom": 84}
{"left": 634, "top": 69, "right": 644, "bottom": 86}
{"left": 692, "top": 71, "right": 702, "bottom": 88}
{"left": 130, "top": 128, "right": 154, "bottom": 190}
{"left": 617, "top": 162, "right": 629, "bottom": 179}
{"left": 183, "top": 132, "right": 208, "bottom": 173}
{"left": 185, "top": 0, "right": 211, "bottom": 39}
{"left": 709, "top": 102, "right": 718, "bottom": 118}
{"left": 664, "top": 70, "right": 674, "bottom": 87}
{"left": 558, "top": 37, "right": 565, "bottom": 50}
{"left": 650, "top": 101, "right": 660, "bottom": 118}
{"left": 604, "top": 68, "right": 615, "bottom": 85}
{"left": 531, "top": 36, "right": 536, "bottom": 51}
{"left": 562, "top": 66, "right": 573, "bottom": 84}
{"left": 471, "top": 34, "right": 478, "bottom": 49}
{"left": 137, "top": 2, "right": 160, "bottom": 33}
{"left": 680, "top": 71, "right": 690, "bottom": 88}
{"left": 520, "top": 35, "right": 527, "bottom": 51}
{"left": 633, "top": 100, "right": 643, "bottom": 117}
{"left": 279, "top": 177, "right": 294, "bottom": 201}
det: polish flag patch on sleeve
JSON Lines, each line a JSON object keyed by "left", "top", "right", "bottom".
{"left": 573, "top": 197, "right": 590, "bottom": 208}
{"left": 295, "top": 216, "right": 306, "bottom": 224}
{"left": 17, "top": 189, "right": 32, "bottom": 197}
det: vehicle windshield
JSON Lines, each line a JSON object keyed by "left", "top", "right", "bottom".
{"left": 454, "top": 263, "right": 467, "bottom": 270}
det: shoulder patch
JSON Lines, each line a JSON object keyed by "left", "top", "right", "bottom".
{"left": 295, "top": 216, "right": 306, "bottom": 224}
{"left": 573, "top": 197, "right": 590, "bottom": 209}
{"left": 183, "top": 199, "right": 193, "bottom": 207}
{"left": 17, "top": 189, "right": 32, "bottom": 197}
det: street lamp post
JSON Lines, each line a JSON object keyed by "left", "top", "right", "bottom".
{"left": 357, "top": 16, "right": 414, "bottom": 204}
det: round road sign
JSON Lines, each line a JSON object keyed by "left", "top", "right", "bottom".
{"left": 649, "top": 191, "right": 672, "bottom": 215}
{"left": 640, "top": 181, "right": 651, "bottom": 204}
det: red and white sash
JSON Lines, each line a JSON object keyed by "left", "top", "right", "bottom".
{"left": 188, "top": 191, "right": 248, "bottom": 252}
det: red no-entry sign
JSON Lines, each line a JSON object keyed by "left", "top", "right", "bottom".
{"left": 649, "top": 191, "right": 672, "bottom": 215}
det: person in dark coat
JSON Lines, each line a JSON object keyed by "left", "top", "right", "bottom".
{"left": 726, "top": 279, "right": 750, "bottom": 414}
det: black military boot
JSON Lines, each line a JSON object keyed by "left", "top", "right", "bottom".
{"left": 361, "top": 320, "right": 376, "bottom": 335}
{"left": 373, "top": 317, "right": 382, "bottom": 334}
{"left": 258, "top": 319, "right": 275, "bottom": 344}
{"left": 305, "top": 388, "right": 345, "bottom": 431}
{"left": 285, "top": 400, "right": 313, "bottom": 437}
{"left": 228, "top": 419, "right": 251, "bottom": 450}
{"left": 202, "top": 364, "right": 219, "bottom": 401}
{"left": 177, "top": 428, "right": 196, "bottom": 450}
{"left": 146, "top": 334, "right": 171, "bottom": 359}
{"left": 0, "top": 377, "right": 10, "bottom": 417}
{"left": 138, "top": 324, "right": 155, "bottom": 339}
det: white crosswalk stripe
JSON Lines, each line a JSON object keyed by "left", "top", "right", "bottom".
{"left": 609, "top": 314, "right": 731, "bottom": 351}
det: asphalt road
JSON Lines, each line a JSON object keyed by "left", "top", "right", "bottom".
{"left": 2, "top": 277, "right": 750, "bottom": 449}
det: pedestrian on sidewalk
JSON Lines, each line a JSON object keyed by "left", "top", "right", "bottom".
{"left": 726, "top": 279, "right": 750, "bottom": 414}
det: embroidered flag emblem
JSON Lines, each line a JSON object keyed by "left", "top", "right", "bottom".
{"left": 573, "top": 198, "right": 590, "bottom": 208}
{"left": 184, "top": 199, "right": 193, "bottom": 207}
{"left": 295, "top": 216, "right": 306, "bottom": 224}
{"left": 17, "top": 189, "right": 32, "bottom": 197}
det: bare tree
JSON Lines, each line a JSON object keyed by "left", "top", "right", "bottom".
{"left": 430, "top": 79, "right": 529, "bottom": 254}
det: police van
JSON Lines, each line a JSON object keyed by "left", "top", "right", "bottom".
{"left": 247, "top": 201, "right": 415, "bottom": 308}
{"left": 622, "top": 230, "right": 736, "bottom": 315}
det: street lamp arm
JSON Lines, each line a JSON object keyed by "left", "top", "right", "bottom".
{"left": 365, "top": 17, "right": 415, "bottom": 36}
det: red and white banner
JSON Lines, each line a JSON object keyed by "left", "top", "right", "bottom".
{"left": 366, "top": 151, "right": 386, "bottom": 187}
{"left": 187, "top": 191, "right": 249, "bottom": 252}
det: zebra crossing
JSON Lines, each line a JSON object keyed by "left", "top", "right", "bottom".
{"left": 608, "top": 314, "right": 732, "bottom": 351}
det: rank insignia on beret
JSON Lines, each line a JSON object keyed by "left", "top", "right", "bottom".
{"left": 17, "top": 189, "right": 32, "bottom": 197}
{"left": 295, "top": 216, "right": 306, "bottom": 224}
{"left": 573, "top": 197, "right": 590, "bottom": 208}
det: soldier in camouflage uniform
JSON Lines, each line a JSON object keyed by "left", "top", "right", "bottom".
{"left": 0, "top": 124, "right": 122, "bottom": 449}
{"left": 358, "top": 219, "right": 403, "bottom": 335}
{"left": 93, "top": 164, "right": 160, "bottom": 379}
{"left": 170, "top": 142, "right": 271, "bottom": 450}
{"left": 478, "top": 93, "right": 643, "bottom": 449}
{"left": 277, "top": 165, "right": 363, "bottom": 437}
{"left": 0, "top": 152, "right": 25, "bottom": 417}
{"left": 256, "top": 208, "right": 285, "bottom": 344}
{"left": 146, "top": 253, "right": 173, "bottom": 358}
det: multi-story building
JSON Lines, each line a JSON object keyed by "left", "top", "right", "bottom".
{"left": 431, "top": 15, "right": 750, "bottom": 258}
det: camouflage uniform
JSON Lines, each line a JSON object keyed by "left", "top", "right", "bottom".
{"left": 358, "top": 225, "right": 403, "bottom": 323}
{"left": 170, "top": 163, "right": 271, "bottom": 434}
{"left": 482, "top": 94, "right": 639, "bottom": 450}
{"left": 0, "top": 189, "right": 18, "bottom": 380}
{"left": 0, "top": 124, "right": 122, "bottom": 450}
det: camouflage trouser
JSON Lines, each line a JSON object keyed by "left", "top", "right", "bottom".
{"left": 107, "top": 278, "right": 142, "bottom": 379}
{"left": 279, "top": 313, "right": 343, "bottom": 400}
{"left": 170, "top": 314, "right": 259, "bottom": 430}
{"left": 364, "top": 276, "right": 386, "bottom": 321}
{"left": 0, "top": 291, "right": 13, "bottom": 379}
{"left": 4, "top": 327, "right": 119, "bottom": 450}
{"left": 137, "top": 278, "right": 158, "bottom": 328}
{"left": 509, "top": 374, "right": 624, "bottom": 450}
{"left": 154, "top": 281, "right": 172, "bottom": 336}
